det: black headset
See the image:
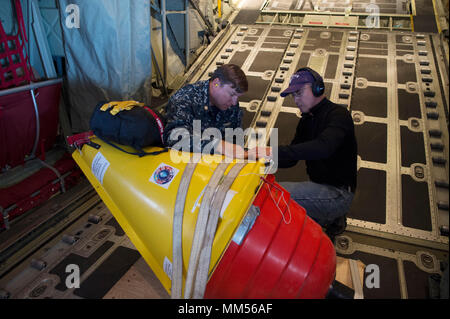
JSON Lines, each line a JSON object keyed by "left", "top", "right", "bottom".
{"left": 296, "top": 67, "right": 325, "bottom": 97}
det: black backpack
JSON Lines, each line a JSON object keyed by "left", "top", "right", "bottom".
{"left": 90, "top": 101, "right": 168, "bottom": 157}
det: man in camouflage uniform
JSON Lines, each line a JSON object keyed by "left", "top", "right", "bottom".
{"left": 163, "top": 64, "right": 249, "bottom": 158}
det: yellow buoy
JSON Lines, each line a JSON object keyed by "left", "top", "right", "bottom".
{"left": 72, "top": 137, "right": 264, "bottom": 295}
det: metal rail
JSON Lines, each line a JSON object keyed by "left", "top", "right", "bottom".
{"left": 255, "top": 10, "right": 414, "bottom": 31}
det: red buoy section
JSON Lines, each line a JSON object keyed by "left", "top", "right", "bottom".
{"left": 205, "top": 174, "right": 336, "bottom": 299}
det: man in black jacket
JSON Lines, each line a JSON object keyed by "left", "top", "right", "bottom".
{"left": 253, "top": 67, "right": 357, "bottom": 238}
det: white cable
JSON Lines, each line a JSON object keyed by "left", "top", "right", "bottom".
{"left": 266, "top": 181, "right": 292, "bottom": 225}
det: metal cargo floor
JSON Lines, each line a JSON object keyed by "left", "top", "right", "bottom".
{"left": 1, "top": 10, "right": 448, "bottom": 299}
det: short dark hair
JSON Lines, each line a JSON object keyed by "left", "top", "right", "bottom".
{"left": 211, "top": 64, "right": 248, "bottom": 93}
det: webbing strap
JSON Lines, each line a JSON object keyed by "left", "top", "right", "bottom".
{"left": 184, "top": 162, "right": 230, "bottom": 299}
{"left": 96, "top": 135, "right": 168, "bottom": 157}
{"left": 193, "top": 162, "right": 247, "bottom": 298}
{"left": 171, "top": 162, "right": 197, "bottom": 299}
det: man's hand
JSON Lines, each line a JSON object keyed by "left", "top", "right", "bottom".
{"left": 247, "top": 146, "right": 272, "bottom": 160}
{"left": 215, "top": 140, "right": 247, "bottom": 159}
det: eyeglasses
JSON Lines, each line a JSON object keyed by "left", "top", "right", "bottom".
{"left": 227, "top": 87, "right": 242, "bottom": 99}
{"left": 229, "top": 90, "right": 239, "bottom": 98}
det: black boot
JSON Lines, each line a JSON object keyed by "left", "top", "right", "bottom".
{"left": 325, "top": 215, "right": 347, "bottom": 243}
{"left": 326, "top": 280, "right": 355, "bottom": 299}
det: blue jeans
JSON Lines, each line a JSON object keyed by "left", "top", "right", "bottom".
{"left": 280, "top": 181, "right": 354, "bottom": 227}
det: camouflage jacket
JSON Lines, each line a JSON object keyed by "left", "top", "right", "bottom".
{"left": 163, "top": 80, "right": 242, "bottom": 153}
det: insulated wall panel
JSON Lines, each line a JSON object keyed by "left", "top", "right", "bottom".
{"left": 354, "top": 122, "right": 387, "bottom": 164}
{"left": 352, "top": 87, "right": 388, "bottom": 118}
{"left": 398, "top": 89, "right": 421, "bottom": 120}
{"left": 400, "top": 126, "right": 426, "bottom": 167}
{"left": 401, "top": 175, "right": 432, "bottom": 231}
{"left": 349, "top": 168, "right": 386, "bottom": 224}
{"left": 240, "top": 76, "right": 271, "bottom": 102}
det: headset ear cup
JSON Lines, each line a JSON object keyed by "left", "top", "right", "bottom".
{"left": 318, "top": 82, "right": 325, "bottom": 96}
{"left": 314, "top": 80, "right": 325, "bottom": 97}
{"left": 312, "top": 81, "right": 322, "bottom": 97}
{"left": 311, "top": 82, "right": 318, "bottom": 97}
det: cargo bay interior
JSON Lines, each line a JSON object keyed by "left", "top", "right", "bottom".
{"left": 0, "top": 0, "right": 448, "bottom": 299}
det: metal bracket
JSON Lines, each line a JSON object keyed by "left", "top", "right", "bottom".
{"left": 232, "top": 205, "right": 260, "bottom": 245}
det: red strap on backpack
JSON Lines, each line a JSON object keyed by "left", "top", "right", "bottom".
{"left": 143, "top": 106, "right": 165, "bottom": 143}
